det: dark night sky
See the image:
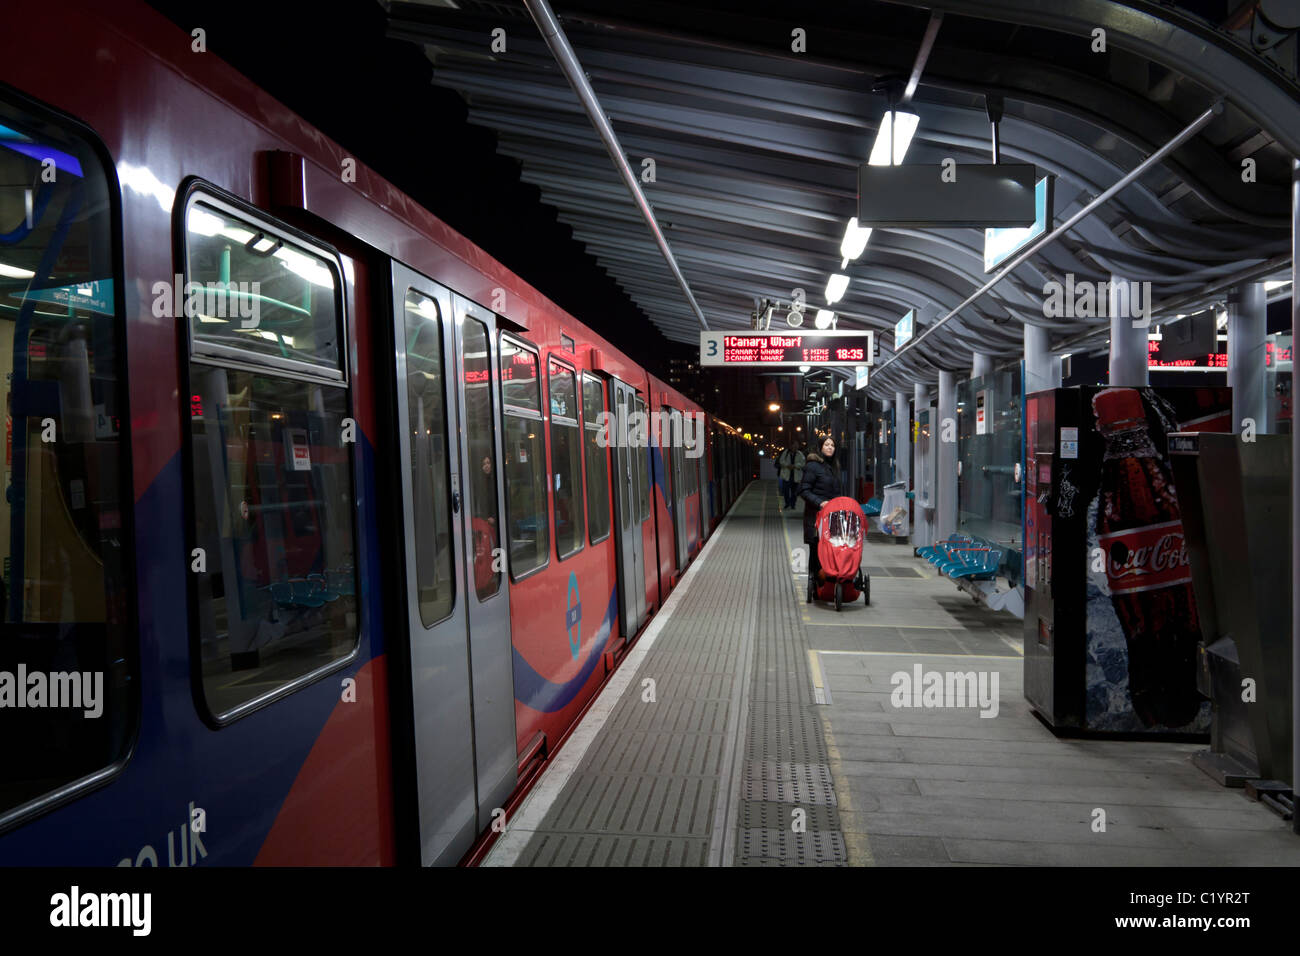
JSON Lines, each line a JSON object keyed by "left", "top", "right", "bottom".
{"left": 145, "top": 0, "right": 699, "bottom": 386}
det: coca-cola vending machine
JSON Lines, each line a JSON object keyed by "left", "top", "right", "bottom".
{"left": 1024, "top": 385, "right": 1231, "bottom": 734}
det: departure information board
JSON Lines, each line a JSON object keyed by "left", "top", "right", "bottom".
{"left": 700, "top": 330, "right": 875, "bottom": 367}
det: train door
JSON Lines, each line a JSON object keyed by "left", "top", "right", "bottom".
{"left": 668, "top": 409, "right": 689, "bottom": 570}
{"left": 610, "top": 379, "right": 646, "bottom": 637}
{"left": 389, "top": 263, "right": 516, "bottom": 866}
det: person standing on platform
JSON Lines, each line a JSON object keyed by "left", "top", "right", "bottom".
{"left": 799, "top": 435, "right": 843, "bottom": 583}
{"left": 777, "top": 439, "right": 805, "bottom": 511}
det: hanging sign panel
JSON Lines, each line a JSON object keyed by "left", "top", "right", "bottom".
{"left": 858, "top": 164, "right": 1037, "bottom": 228}
{"left": 984, "top": 177, "right": 1054, "bottom": 272}
{"left": 700, "top": 330, "right": 875, "bottom": 367}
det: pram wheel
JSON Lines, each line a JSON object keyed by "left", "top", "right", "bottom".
{"left": 834, "top": 581, "right": 843, "bottom": 611}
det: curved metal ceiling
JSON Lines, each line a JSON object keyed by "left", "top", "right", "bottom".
{"left": 386, "top": 0, "right": 1297, "bottom": 400}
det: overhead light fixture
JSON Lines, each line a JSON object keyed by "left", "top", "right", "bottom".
{"left": 869, "top": 110, "right": 920, "bottom": 167}
{"left": 798, "top": 364, "right": 810, "bottom": 373}
{"left": 839, "top": 218, "right": 872, "bottom": 268}
{"left": 825, "top": 273, "right": 849, "bottom": 304}
{"left": 0, "top": 261, "right": 35, "bottom": 279}
{"left": 768, "top": 402, "right": 781, "bottom": 412}
{"left": 1265, "top": 279, "right": 1292, "bottom": 292}
{"left": 814, "top": 309, "right": 835, "bottom": 330}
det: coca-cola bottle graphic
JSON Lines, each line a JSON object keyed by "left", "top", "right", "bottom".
{"left": 1092, "top": 388, "right": 1202, "bottom": 728}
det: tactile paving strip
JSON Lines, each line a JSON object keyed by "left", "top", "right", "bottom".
{"left": 734, "top": 500, "right": 847, "bottom": 865}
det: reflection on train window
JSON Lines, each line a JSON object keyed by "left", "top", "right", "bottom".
{"left": 499, "top": 336, "right": 547, "bottom": 578}
{"left": 402, "top": 291, "right": 455, "bottom": 626}
{"left": 185, "top": 199, "right": 342, "bottom": 377}
{"left": 184, "top": 195, "right": 356, "bottom": 720}
{"left": 462, "top": 316, "right": 500, "bottom": 601}
{"left": 548, "top": 360, "right": 584, "bottom": 560}
{"left": 581, "top": 375, "right": 610, "bottom": 544}
{"left": 634, "top": 396, "right": 650, "bottom": 522}
{"left": 0, "top": 98, "right": 134, "bottom": 822}
{"left": 189, "top": 369, "right": 358, "bottom": 717}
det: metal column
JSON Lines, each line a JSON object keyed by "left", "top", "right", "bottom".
{"left": 972, "top": 353, "right": 993, "bottom": 379}
{"left": 881, "top": 398, "right": 892, "bottom": 483}
{"left": 1227, "top": 283, "right": 1268, "bottom": 435}
{"left": 895, "top": 389, "right": 910, "bottom": 489}
{"left": 913, "top": 382, "right": 932, "bottom": 548}
{"left": 1108, "top": 276, "right": 1149, "bottom": 386}
{"left": 937, "top": 371, "right": 958, "bottom": 543}
{"left": 1024, "top": 323, "right": 1058, "bottom": 395}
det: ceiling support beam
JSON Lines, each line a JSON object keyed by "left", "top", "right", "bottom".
{"left": 521, "top": 0, "right": 710, "bottom": 329}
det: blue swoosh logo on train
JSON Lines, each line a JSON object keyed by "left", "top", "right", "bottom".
{"left": 512, "top": 588, "right": 618, "bottom": 713}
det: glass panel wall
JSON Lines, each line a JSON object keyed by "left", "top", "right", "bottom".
{"left": 956, "top": 361, "right": 1023, "bottom": 549}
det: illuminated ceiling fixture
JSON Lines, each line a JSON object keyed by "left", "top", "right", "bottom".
{"left": 869, "top": 110, "right": 920, "bottom": 167}
{"left": 768, "top": 402, "right": 781, "bottom": 412}
{"left": 814, "top": 309, "right": 835, "bottom": 330}
{"left": 825, "top": 273, "right": 849, "bottom": 305}
{"left": 839, "top": 217, "right": 872, "bottom": 269}
{"left": 1265, "top": 279, "right": 1292, "bottom": 292}
{"left": 0, "top": 261, "right": 35, "bottom": 279}
{"left": 798, "top": 364, "right": 810, "bottom": 373}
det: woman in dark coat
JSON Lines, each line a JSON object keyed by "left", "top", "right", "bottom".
{"left": 799, "top": 435, "right": 844, "bottom": 578}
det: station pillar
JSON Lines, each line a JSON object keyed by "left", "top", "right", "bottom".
{"left": 1227, "top": 283, "right": 1267, "bottom": 435}
{"left": 914, "top": 381, "right": 928, "bottom": 493}
{"left": 895, "top": 389, "right": 910, "bottom": 489}
{"left": 972, "top": 352, "right": 993, "bottom": 379}
{"left": 881, "top": 398, "right": 892, "bottom": 483}
{"left": 1024, "top": 322, "right": 1059, "bottom": 396}
{"left": 1108, "top": 275, "right": 1149, "bottom": 386}
{"left": 936, "top": 371, "right": 957, "bottom": 544}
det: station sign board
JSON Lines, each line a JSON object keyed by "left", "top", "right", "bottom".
{"left": 894, "top": 309, "right": 914, "bottom": 348}
{"left": 858, "top": 164, "right": 1037, "bottom": 228}
{"left": 700, "top": 330, "right": 875, "bottom": 368}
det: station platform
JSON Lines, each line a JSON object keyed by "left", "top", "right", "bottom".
{"left": 485, "top": 481, "right": 1300, "bottom": 867}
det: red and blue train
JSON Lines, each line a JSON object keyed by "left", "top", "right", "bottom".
{"left": 0, "top": 0, "right": 754, "bottom": 865}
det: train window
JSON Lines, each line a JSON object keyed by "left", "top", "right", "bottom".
{"left": 634, "top": 396, "right": 650, "bottom": 522}
{"left": 184, "top": 198, "right": 342, "bottom": 380}
{"left": 499, "top": 335, "right": 547, "bottom": 578}
{"left": 183, "top": 190, "right": 357, "bottom": 721}
{"left": 463, "top": 317, "right": 500, "bottom": 601}
{"left": 581, "top": 375, "right": 610, "bottom": 544}
{"left": 548, "top": 360, "right": 584, "bottom": 560}
{"left": 615, "top": 390, "right": 630, "bottom": 529}
{"left": 0, "top": 97, "right": 134, "bottom": 825}
{"left": 402, "top": 291, "right": 455, "bottom": 626}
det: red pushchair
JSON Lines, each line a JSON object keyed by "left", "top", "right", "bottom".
{"left": 806, "top": 496, "right": 870, "bottom": 610}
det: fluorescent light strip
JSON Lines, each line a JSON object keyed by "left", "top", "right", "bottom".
{"left": 869, "top": 110, "right": 920, "bottom": 167}
{"left": 825, "top": 273, "right": 849, "bottom": 304}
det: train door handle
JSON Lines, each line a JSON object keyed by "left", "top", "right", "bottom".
{"left": 452, "top": 490, "right": 461, "bottom": 514}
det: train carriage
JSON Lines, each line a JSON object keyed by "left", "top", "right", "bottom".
{"left": 0, "top": 0, "right": 747, "bottom": 866}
